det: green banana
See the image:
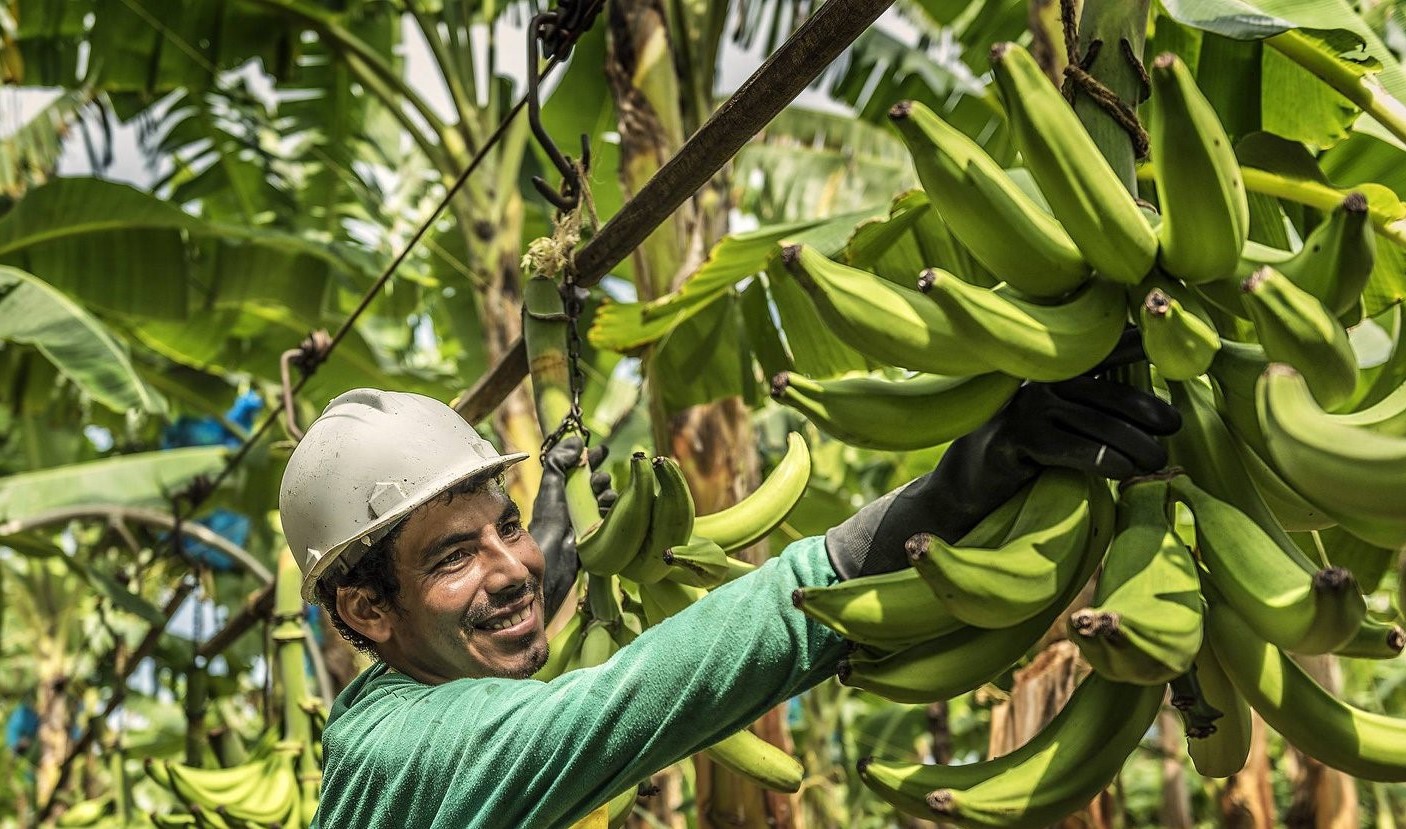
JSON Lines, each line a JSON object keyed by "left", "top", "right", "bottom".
{"left": 638, "top": 578, "right": 706, "bottom": 628}
{"left": 792, "top": 484, "right": 1027, "bottom": 650}
{"left": 534, "top": 607, "right": 587, "bottom": 680}
{"left": 1139, "top": 288, "right": 1220, "bottom": 381}
{"left": 163, "top": 750, "right": 302, "bottom": 826}
{"left": 153, "top": 755, "right": 269, "bottom": 812}
{"left": 620, "top": 456, "right": 694, "bottom": 585}
{"left": 910, "top": 469, "right": 1093, "bottom": 628}
{"left": 792, "top": 569, "right": 965, "bottom": 651}
{"left": 1234, "top": 435, "right": 1336, "bottom": 531}
{"left": 1068, "top": 476, "right": 1203, "bottom": 685}
{"left": 54, "top": 796, "right": 113, "bottom": 827}
{"left": 887, "top": 99, "right": 1091, "bottom": 297}
{"left": 1206, "top": 340, "right": 1272, "bottom": 457}
{"left": 1258, "top": 363, "right": 1406, "bottom": 549}
{"left": 703, "top": 730, "right": 805, "bottom": 793}
{"left": 1183, "top": 642, "right": 1252, "bottom": 778}
{"left": 1241, "top": 266, "right": 1358, "bottom": 411}
{"left": 1399, "top": 552, "right": 1405, "bottom": 621}
{"left": 661, "top": 537, "right": 731, "bottom": 588}
{"left": 916, "top": 268, "right": 1127, "bottom": 381}
{"left": 1277, "top": 192, "right": 1375, "bottom": 317}
{"left": 1208, "top": 601, "right": 1406, "bottom": 781}
{"left": 858, "top": 674, "right": 1164, "bottom": 827}
{"left": 1196, "top": 347, "right": 1343, "bottom": 531}
{"left": 840, "top": 478, "right": 1114, "bottom": 702}
{"left": 780, "top": 242, "right": 996, "bottom": 376}
{"left": 577, "top": 452, "right": 656, "bottom": 576}
{"left": 769, "top": 370, "right": 1020, "bottom": 451}
{"left": 1170, "top": 474, "right": 1365, "bottom": 654}
{"left": 1334, "top": 615, "right": 1405, "bottom": 660}
{"left": 1312, "top": 525, "right": 1399, "bottom": 593}
{"left": 578, "top": 619, "right": 619, "bottom": 669}
{"left": 1166, "top": 373, "right": 1263, "bottom": 515}
{"left": 692, "top": 432, "right": 810, "bottom": 553}
{"left": 989, "top": 42, "right": 1158, "bottom": 285}
{"left": 1191, "top": 276, "right": 1251, "bottom": 322}
{"left": 721, "top": 556, "right": 756, "bottom": 583}
{"left": 1334, "top": 378, "right": 1406, "bottom": 437}
{"left": 1149, "top": 52, "right": 1249, "bottom": 284}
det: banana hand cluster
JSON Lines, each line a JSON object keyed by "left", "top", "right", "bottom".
{"left": 833, "top": 472, "right": 1116, "bottom": 705}
{"left": 145, "top": 741, "right": 319, "bottom": 829}
{"left": 536, "top": 433, "right": 816, "bottom": 795}
{"left": 576, "top": 434, "right": 810, "bottom": 582}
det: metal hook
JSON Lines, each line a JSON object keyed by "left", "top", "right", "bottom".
{"left": 545, "top": 0, "right": 605, "bottom": 61}
{"left": 279, "top": 329, "right": 332, "bottom": 441}
{"left": 527, "top": 10, "right": 592, "bottom": 211}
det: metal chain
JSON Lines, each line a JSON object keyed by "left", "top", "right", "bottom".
{"left": 564, "top": 278, "right": 590, "bottom": 445}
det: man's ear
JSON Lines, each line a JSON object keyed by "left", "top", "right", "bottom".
{"left": 336, "top": 586, "right": 396, "bottom": 644}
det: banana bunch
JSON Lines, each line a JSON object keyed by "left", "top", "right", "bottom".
{"left": 825, "top": 470, "right": 1116, "bottom": 705}
{"left": 535, "top": 433, "right": 816, "bottom": 795}
{"left": 575, "top": 433, "right": 810, "bottom": 584}
{"left": 859, "top": 673, "right": 1164, "bottom": 826}
{"left": 750, "top": 33, "right": 1406, "bottom": 827}
{"left": 145, "top": 742, "right": 318, "bottom": 829}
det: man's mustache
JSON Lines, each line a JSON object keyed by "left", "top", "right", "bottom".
{"left": 463, "top": 579, "right": 541, "bottom": 628}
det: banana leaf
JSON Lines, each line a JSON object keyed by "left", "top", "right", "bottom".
{"left": 0, "top": 265, "right": 163, "bottom": 413}
{"left": 1160, "top": 0, "right": 1406, "bottom": 148}
{"left": 0, "top": 446, "right": 226, "bottom": 523}
{"left": 589, "top": 211, "right": 874, "bottom": 353}
{"left": 0, "top": 178, "right": 197, "bottom": 319}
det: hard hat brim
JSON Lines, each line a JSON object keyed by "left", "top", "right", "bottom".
{"left": 298, "top": 451, "right": 530, "bottom": 603}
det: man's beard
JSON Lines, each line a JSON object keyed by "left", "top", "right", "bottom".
{"left": 460, "top": 579, "right": 550, "bottom": 679}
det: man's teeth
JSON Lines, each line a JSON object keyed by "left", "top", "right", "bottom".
{"left": 481, "top": 606, "right": 531, "bottom": 631}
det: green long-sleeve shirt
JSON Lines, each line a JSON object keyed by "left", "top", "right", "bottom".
{"left": 312, "top": 535, "right": 846, "bottom": 828}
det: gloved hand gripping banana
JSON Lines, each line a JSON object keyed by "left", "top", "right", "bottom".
{"left": 825, "top": 371, "right": 1180, "bottom": 580}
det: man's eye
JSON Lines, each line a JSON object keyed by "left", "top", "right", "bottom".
{"left": 501, "top": 520, "right": 524, "bottom": 539}
{"left": 438, "top": 550, "right": 468, "bottom": 568}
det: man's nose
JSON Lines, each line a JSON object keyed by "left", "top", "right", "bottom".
{"left": 481, "top": 535, "right": 532, "bottom": 595}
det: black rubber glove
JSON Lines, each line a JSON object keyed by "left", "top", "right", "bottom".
{"left": 826, "top": 368, "right": 1181, "bottom": 580}
{"left": 532, "top": 437, "right": 614, "bottom": 618}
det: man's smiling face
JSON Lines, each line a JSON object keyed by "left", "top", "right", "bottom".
{"left": 366, "top": 484, "right": 550, "bottom": 683}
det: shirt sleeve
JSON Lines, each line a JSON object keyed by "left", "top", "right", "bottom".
{"left": 320, "top": 535, "right": 847, "bottom": 829}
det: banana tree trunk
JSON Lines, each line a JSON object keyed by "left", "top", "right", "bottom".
{"left": 1285, "top": 655, "right": 1359, "bottom": 828}
{"left": 1221, "top": 713, "right": 1276, "bottom": 828}
{"left": 604, "top": 3, "right": 793, "bottom": 827}
{"left": 1157, "top": 708, "right": 1193, "bottom": 828}
{"left": 34, "top": 670, "right": 71, "bottom": 807}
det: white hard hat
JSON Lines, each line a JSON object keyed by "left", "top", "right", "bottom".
{"left": 279, "top": 388, "right": 528, "bottom": 602}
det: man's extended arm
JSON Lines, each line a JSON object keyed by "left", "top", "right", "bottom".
{"left": 314, "top": 536, "right": 845, "bottom": 829}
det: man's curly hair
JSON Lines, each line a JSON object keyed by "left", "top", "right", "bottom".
{"left": 312, "top": 474, "right": 507, "bottom": 655}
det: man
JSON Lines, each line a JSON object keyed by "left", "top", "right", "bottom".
{"left": 280, "top": 373, "right": 1178, "bottom": 828}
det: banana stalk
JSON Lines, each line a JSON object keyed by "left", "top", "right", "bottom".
{"left": 1267, "top": 30, "right": 1406, "bottom": 149}
{"left": 522, "top": 274, "right": 602, "bottom": 538}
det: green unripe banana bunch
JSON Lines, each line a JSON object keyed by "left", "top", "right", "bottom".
{"left": 702, "top": 29, "right": 1406, "bottom": 829}
{"left": 585, "top": 434, "right": 811, "bottom": 582}
{"left": 571, "top": 436, "right": 814, "bottom": 793}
